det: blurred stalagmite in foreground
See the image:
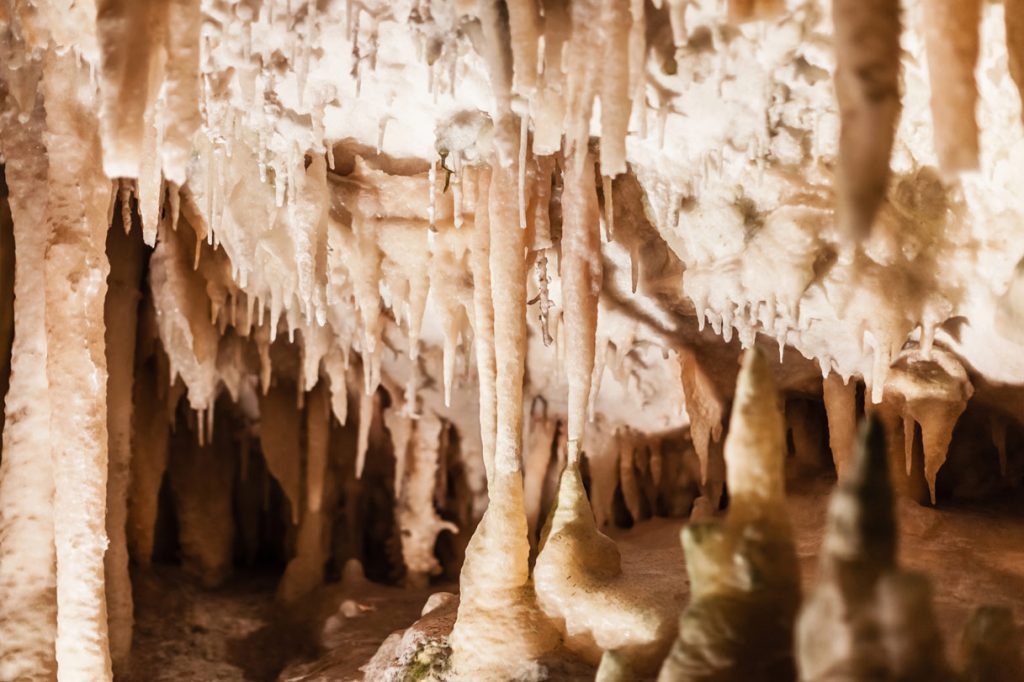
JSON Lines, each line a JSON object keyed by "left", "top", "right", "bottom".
{"left": 797, "top": 417, "right": 953, "bottom": 681}
{"left": 658, "top": 349, "right": 801, "bottom": 681}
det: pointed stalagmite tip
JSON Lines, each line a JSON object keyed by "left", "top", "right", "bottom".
{"left": 823, "top": 414, "right": 896, "bottom": 567}
{"left": 725, "top": 347, "right": 786, "bottom": 505}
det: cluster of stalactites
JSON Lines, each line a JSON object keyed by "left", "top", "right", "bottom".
{"left": 832, "top": 0, "right": 1024, "bottom": 239}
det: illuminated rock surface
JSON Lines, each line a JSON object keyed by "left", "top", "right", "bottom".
{"left": 2, "top": 1, "right": 1024, "bottom": 680}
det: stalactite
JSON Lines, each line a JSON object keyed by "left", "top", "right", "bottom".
{"left": 488, "top": 161, "right": 530, "bottom": 478}
{"left": 355, "top": 387, "right": 376, "bottom": 479}
{"left": 42, "top": 53, "right": 116, "bottom": 682}
{"left": 306, "top": 382, "right": 330, "bottom": 513}
{"left": 95, "top": 0, "right": 164, "bottom": 178}
{"left": 728, "top": 0, "right": 785, "bottom": 22}
{"left": 1007, "top": 0, "right": 1024, "bottom": 127}
{"left": 831, "top": 0, "right": 901, "bottom": 238}
{"left": 0, "top": 85, "right": 58, "bottom": 682}
{"left": 149, "top": 212, "right": 219, "bottom": 412}
{"left": 532, "top": 0, "right": 570, "bottom": 153}
{"left": 600, "top": 0, "right": 632, "bottom": 178}
{"left": 596, "top": 650, "right": 634, "bottom": 682}
{"left": 474, "top": 0, "right": 516, "bottom": 164}
{"left": 160, "top": 0, "right": 201, "bottom": 186}
{"left": 822, "top": 373, "right": 857, "bottom": 478}
{"left": 586, "top": 429, "right": 620, "bottom": 529}
{"left": 619, "top": 437, "right": 644, "bottom": 523}
{"left": 506, "top": 0, "right": 540, "bottom": 100}
{"left": 102, "top": 199, "right": 145, "bottom": 674}
{"left": 323, "top": 348, "right": 350, "bottom": 426}
{"left": 678, "top": 349, "right": 724, "bottom": 485}
{"left": 659, "top": 348, "right": 800, "bottom": 681}
{"left": 922, "top": 0, "right": 982, "bottom": 174}
{"left": 564, "top": 0, "right": 604, "bottom": 167}
{"left": 561, "top": 149, "right": 602, "bottom": 464}
{"left": 469, "top": 166, "right": 497, "bottom": 481}
{"left": 126, "top": 354, "right": 171, "bottom": 568}
{"left": 291, "top": 155, "right": 330, "bottom": 326}
{"left": 884, "top": 348, "right": 973, "bottom": 504}
{"left": 259, "top": 381, "right": 304, "bottom": 524}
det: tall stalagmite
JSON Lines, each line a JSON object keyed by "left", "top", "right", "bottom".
{"left": 659, "top": 348, "right": 800, "bottom": 681}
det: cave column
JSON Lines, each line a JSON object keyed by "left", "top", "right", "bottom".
{"left": 42, "top": 51, "right": 116, "bottom": 681}
{"left": 0, "top": 75, "right": 59, "bottom": 681}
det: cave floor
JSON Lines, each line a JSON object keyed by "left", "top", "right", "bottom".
{"left": 124, "top": 478, "right": 1024, "bottom": 681}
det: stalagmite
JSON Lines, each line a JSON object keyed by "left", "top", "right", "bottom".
{"left": 534, "top": 451, "right": 676, "bottom": 674}
{"left": 822, "top": 373, "right": 857, "bottom": 478}
{"left": 126, "top": 355, "right": 171, "bottom": 568}
{"left": 922, "top": 0, "right": 982, "bottom": 174}
{"left": 43, "top": 53, "right": 116, "bottom": 682}
{"left": 278, "top": 504, "right": 329, "bottom": 604}
{"left": 103, "top": 201, "right": 145, "bottom": 673}
{"left": 659, "top": 348, "right": 800, "bottom": 681}
{"left": 797, "top": 417, "right": 953, "bottom": 681}
{"left": 167, "top": 413, "right": 236, "bottom": 588}
{"left": 831, "top": 0, "right": 901, "bottom": 238}
{"left": 524, "top": 404, "right": 558, "bottom": 539}
{"left": 960, "top": 606, "right": 1023, "bottom": 682}
{"left": 0, "top": 83, "right": 58, "bottom": 682}
{"left": 397, "top": 411, "right": 457, "bottom": 588}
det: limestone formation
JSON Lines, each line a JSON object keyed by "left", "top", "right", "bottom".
{"left": 0, "top": 1, "right": 1023, "bottom": 680}
{"left": 659, "top": 348, "right": 801, "bottom": 681}
{"left": 797, "top": 416, "right": 953, "bottom": 682}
